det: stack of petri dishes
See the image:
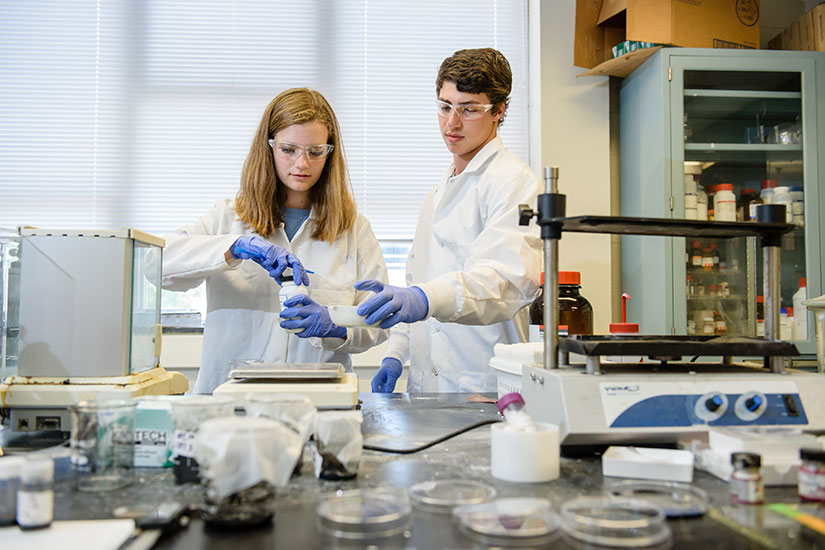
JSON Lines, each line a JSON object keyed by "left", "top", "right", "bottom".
{"left": 607, "top": 480, "right": 709, "bottom": 518}
{"left": 316, "top": 487, "right": 411, "bottom": 540}
{"left": 453, "top": 497, "right": 560, "bottom": 546}
{"left": 409, "top": 479, "right": 496, "bottom": 513}
{"left": 560, "top": 496, "right": 671, "bottom": 548}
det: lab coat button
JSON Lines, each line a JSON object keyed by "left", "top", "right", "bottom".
{"left": 435, "top": 328, "right": 440, "bottom": 333}
{"left": 432, "top": 368, "right": 439, "bottom": 376}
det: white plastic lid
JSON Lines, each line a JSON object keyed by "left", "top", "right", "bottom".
{"left": 20, "top": 457, "right": 54, "bottom": 482}
{"left": 0, "top": 456, "right": 26, "bottom": 478}
{"left": 453, "top": 497, "right": 560, "bottom": 546}
{"left": 607, "top": 480, "right": 709, "bottom": 518}
{"left": 317, "top": 487, "right": 411, "bottom": 539}
{"left": 560, "top": 496, "right": 671, "bottom": 548}
{"left": 409, "top": 479, "right": 496, "bottom": 513}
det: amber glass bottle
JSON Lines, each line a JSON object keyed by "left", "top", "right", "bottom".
{"left": 558, "top": 271, "right": 593, "bottom": 335}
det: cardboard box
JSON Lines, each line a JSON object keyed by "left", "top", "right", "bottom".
{"left": 576, "top": 0, "right": 760, "bottom": 77}
{"left": 811, "top": 3, "right": 825, "bottom": 51}
{"left": 769, "top": 3, "right": 825, "bottom": 52}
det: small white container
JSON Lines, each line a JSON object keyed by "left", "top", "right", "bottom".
{"left": 327, "top": 305, "right": 378, "bottom": 327}
{"left": 490, "top": 422, "right": 560, "bottom": 483}
{"left": 602, "top": 446, "right": 694, "bottom": 483}
{"left": 279, "top": 275, "right": 308, "bottom": 333}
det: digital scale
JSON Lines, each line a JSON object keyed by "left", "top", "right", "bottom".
{"left": 0, "top": 228, "right": 189, "bottom": 432}
{"left": 518, "top": 168, "right": 825, "bottom": 447}
{"left": 213, "top": 362, "right": 359, "bottom": 409}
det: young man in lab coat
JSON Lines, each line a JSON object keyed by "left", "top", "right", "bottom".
{"left": 356, "top": 48, "right": 542, "bottom": 393}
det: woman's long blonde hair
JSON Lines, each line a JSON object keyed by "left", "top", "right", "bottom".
{"left": 236, "top": 88, "right": 356, "bottom": 243}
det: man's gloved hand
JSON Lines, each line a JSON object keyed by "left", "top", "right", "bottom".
{"left": 354, "top": 279, "right": 429, "bottom": 329}
{"left": 230, "top": 236, "right": 309, "bottom": 286}
{"left": 371, "top": 358, "right": 403, "bottom": 393}
{"left": 280, "top": 294, "right": 347, "bottom": 339}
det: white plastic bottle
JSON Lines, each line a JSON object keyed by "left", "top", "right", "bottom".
{"left": 684, "top": 174, "right": 698, "bottom": 220}
{"left": 278, "top": 272, "right": 308, "bottom": 334}
{"left": 713, "top": 183, "right": 737, "bottom": 222}
{"left": 790, "top": 185, "right": 805, "bottom": 226}
{"left": 780, "top": 307, "right": 794, "bottom": 341}
{"left": 771, "top": 186, "right": 793, "bottom": 223}
{"left": 793, "top": 277, "right": 808, "bottom": 340}
{"left": 696, "top": 186, "right": 708, "bottom": 221}
{"left": 497, "top": 393, "right": 536, "bottom": 432}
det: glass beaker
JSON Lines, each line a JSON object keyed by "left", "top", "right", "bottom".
{"left": 170, "top": 395, "right": 235, "bottom": 484}
{"left": 70, "top": 400, "right": 136, "bottom": 492}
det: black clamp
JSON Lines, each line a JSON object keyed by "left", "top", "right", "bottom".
{"left": 519, "top": 192, "right": 567, "bottom": 240}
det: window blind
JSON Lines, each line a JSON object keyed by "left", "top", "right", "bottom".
{"left": 1, "top": 0, "right": 529, "bottom": 240}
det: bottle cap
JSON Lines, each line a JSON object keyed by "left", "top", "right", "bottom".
{"left": 710, "top": 243, "right": 718, "bottom": 250}
{"left": 731, "top": 452, "right": 761, "bottom": 468}
{"left": 757, "top": 295, "right": 764, "bottom": 304}
{"left": 800, "top": 447, "right": 825, "bottom": 462}
{"left": 740, "top": 188, "right": 756, "bottom": 195}
{"left": 609, "top": 322, "right": 639, "bottom": 334}
{"left": 558, "top": 271, "right": 581, "bottom": 286}
{"left": 20, "top": 457, "right": 54, "bottom": 482}
{"left": 496, "top": 392, "right": 525, "bottom": 414}
{"left": 691, "top": 241, "right": 701, "bottom": 249}
{"left": 279, "top": 272, "right": 295, "bottom": 285}
{"left": 800, "top": 277, "right": 807, "bottom": 288}
{"left": 540, "top": 272, "right": 544, "bottom": 284}
{"left": 789, "top": 185, "right": 803, "bottom": 192}
{"left": 717, "top": 183, "right": 734, "bottom": 191}
{"left": 761, "top": 179, "right": 778, "bottom": 189}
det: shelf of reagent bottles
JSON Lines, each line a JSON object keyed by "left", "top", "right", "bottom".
{"left": 558, "top": 334, "right": 798, "bottom": 358}
{"left": 553, "top": 216, "right": 794, "bottom": 240}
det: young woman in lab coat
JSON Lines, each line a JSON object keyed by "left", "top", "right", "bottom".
{"left": 356, "top": 48, "right": 542, "bottom": 393}
{"left": 162, "top": 88, "right": 388, "bottom": 394}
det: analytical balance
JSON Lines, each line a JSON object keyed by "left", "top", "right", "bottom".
{"left": 0, "top": 228, "right": 188, "bottom": 431}
{"left": 213, "top": 362, "right": 358, "bottom": 409}
{"left": 518, "top": 168, "right": 825, "bottom": 447}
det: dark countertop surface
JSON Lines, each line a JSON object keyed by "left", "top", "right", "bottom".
{"left": 31, "top": 393, "right": 825, "bottom": 548}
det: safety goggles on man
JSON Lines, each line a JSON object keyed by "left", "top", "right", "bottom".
{"left": 268, "top": 139, "right": 334, "bottom": 161}
{"left": 436, "top": 99, "right": 494, "bottom": 121}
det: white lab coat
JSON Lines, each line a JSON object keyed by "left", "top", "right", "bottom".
{"left": 162, "top": 199, "right": 388, "bottom": 393}
{"left": 385, "top": 137, "right": 542, "bottom": 392}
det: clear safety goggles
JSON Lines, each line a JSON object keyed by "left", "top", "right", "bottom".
{"left": 436, "top": 99, "right": 494, "bottom": 121}
{"left": 268, "top": 139, "right": 334, "bottom": 162}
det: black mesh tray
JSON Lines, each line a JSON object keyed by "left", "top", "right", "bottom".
{"left": 554, "top": 216, "right": 793, "bottom": 239}
{"left": 560, "top": 335, "right": 798, "bottom": 358}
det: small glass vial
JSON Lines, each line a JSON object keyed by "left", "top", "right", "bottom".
{"left": 0, "top": 456, "right": 26, "bottom": 526}
{"left": 730, "top": 452, "right": 763, "bottom": 505}
{"left": 798, "top": 447, "right": 825, "bottom": 502}
{"left": 17, "top": 457, "right": 54, "bottom": 529}
{"left": 497, "top": 393, "right": 536, "bottom": 432}
{"left": 528, "top": 272, "right": 544, "bottom": 342}
{"left": 559, "top": 271, "right": 593, "bottom": 335}
{"left": 278, "top": 272, "right": 308, "bottom": 333}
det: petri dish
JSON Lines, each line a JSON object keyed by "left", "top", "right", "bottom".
{"left": 560, "top": 496, "right": 671, "bottom": 548}
{"left": 453, "top": 497, "right": 560, "bottom": 546}
{"left": 409, "top": 479, "right": 496, "bottom": 513}
{"left": 607, "top": 480, "right": 709, "bottom": 518}
{"left": 317, "top": 487, "right": 411, "bottom": 539}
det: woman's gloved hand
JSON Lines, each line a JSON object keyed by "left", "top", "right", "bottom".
{"left": 229, "top": 236, "right": 309, "bottom": 285}
{"left": 371, "top": 357, "right": 403, "bottom": 393}
{"left": 354, "top": 279, "right": 429, "bottom": 329}
{"left": 280, "top": 294, "right": 346, "bottom": 339}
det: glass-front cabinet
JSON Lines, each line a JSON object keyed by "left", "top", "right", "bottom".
{"left": 620, "top": 48, "right": 824, "bottom": 355}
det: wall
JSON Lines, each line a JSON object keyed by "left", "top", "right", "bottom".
{"left": 534, "top": 0, "right": 613, "bottom": 333}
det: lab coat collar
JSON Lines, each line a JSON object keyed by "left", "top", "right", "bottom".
{"left": 447, "top": 135, "right": 504, "bottom": 180}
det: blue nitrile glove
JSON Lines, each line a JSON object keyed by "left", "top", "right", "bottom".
{"left": 371, "top": 357, "right": 403, "bottom": 393}
{"left": 280, "top": 294, "right": 347, "bottom": 339}
{"left": 354, "top": 279, "right": 429, "bottom": 329}
{"left": 230, "top": 236, "right": 309, "bottom": 286}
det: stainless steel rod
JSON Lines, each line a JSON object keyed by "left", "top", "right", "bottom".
{"left": 542, "top": 166, "right": 560, "bottom": 370}
{"left": 763, "top": 244, "right": 783, "bottom": 373}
